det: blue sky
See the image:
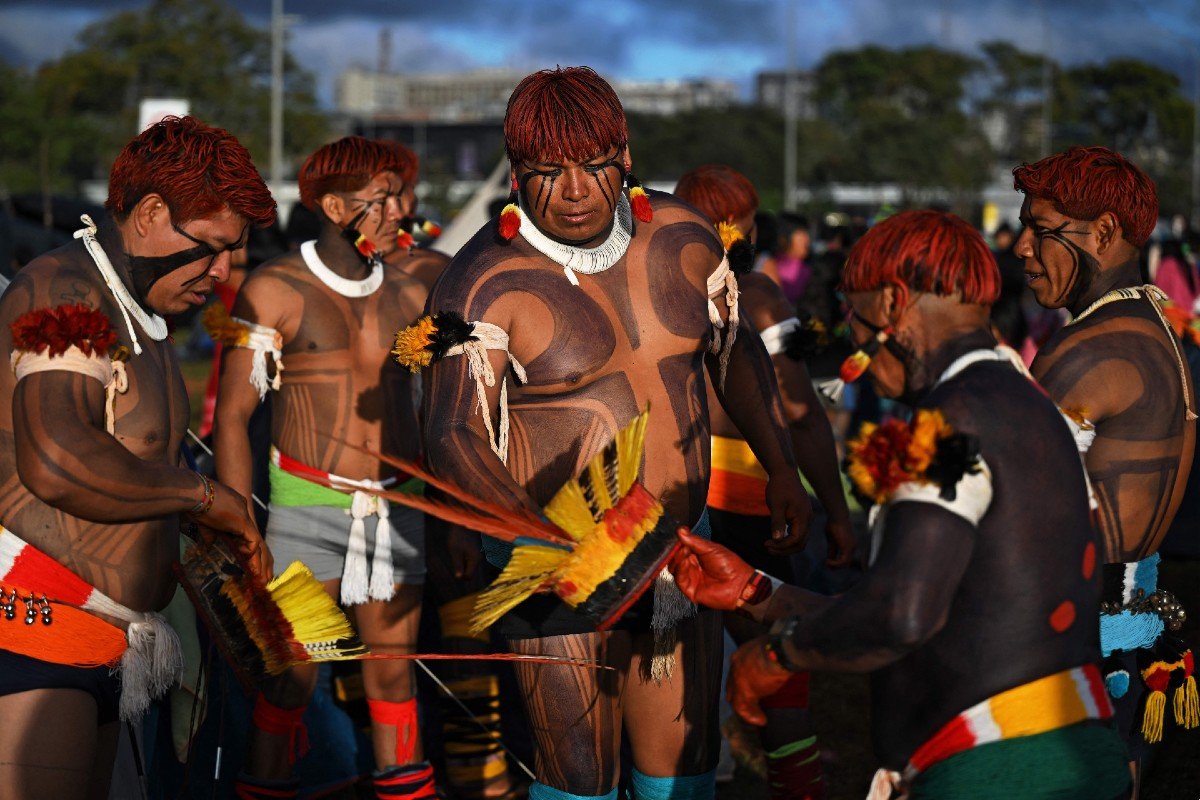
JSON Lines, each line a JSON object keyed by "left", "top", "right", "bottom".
{"left": 2, "top": 0, "right": 1198, "bottom": 106}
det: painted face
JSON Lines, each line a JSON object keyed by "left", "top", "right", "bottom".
{"left": 517, "top": 147, "right": 625, "bottom": 246}
{"left": 341, "top": 171, "right": 406, "bottom": 257}
{"left": 845, "top": 291, "right": 906, "bottom": 399}
{"left": 1014, "top": 196, "right": 1098, "bottom": 310}
{"left": 142, "top": 208, "right": 249, "bottom": 315}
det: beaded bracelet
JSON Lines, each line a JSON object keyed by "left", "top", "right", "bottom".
{"left": 190, "top": 472, "right": 215, "bottom": 516}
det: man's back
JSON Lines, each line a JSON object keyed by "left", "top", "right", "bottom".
{"left": 871, "top": 361, "right": 1100, "bottom": 765}
{"left": 1033, "top": 295, "right": 1196, "bottom": 561}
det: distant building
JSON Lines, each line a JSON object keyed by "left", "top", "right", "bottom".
{"left": 335, "top": 68, "right": 523, "bottom": 121}
{"left": 613, "top": 78, "right": 739, "bottom": 115}
{"left": 337, "top": 67, "right": 741, "bottom": 122}
{"left": 755, "top": 70, "right": 817, "bottom": 119}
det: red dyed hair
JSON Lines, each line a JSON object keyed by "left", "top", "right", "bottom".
{"left": 379, "top": 139, "right": 419, "bottom": 188}
{"left": 504, "top": 67, "right": 628, "bottom": 165}
{"left": 298, "top": 136, "right": 409, "bottom": 211}
{"left": 1013, "top": 146, "right": 1158, "bottom": 248}
{"left": 106, "top": 116, "right": 275, "bottom": 227}
{"left": 841, "top": 209, "right": 999, "bottom": 306}
{"left": 674, "top": 165, "right": 759, "bottom": 224}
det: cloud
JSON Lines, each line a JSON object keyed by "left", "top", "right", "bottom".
{"left": 2, "top": 0, "right": 1198, "bottom": 105}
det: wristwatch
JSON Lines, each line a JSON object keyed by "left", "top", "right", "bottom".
{"left": 763, "top": 617, "right": 802, "bottom": 672}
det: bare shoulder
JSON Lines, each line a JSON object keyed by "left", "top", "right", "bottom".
{"left": 1033, "top": 305, "right": 1152, "bottom": 388}
{"left": 0, "top": 243, "right": 109, "bottom": 326}
{"left": 649, "top": 190, "right": 711, "bottom": 230}
{"left": 392, "top": 248, "right": 451, "bottom": 294}
{"left": 429, "top": 222, "right": 527, "bottom": 311}
{"left": 738, "top": 272, "right": 795, "bottom": 332}
{"left": 639, "top": 190, "right": 722, "bottom": 285}
{"left": 232, "top": 251, "right": 306, "bottom": 323}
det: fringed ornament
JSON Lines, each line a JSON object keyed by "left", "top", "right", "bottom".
{"left": 840, "top": 328, "right": 890, "bottom": 383}
{"left": 1142, "top": 664, "right": 1169, "bottom": 743}
{"left": 499, "top": 179, "right": 521, "bottom": 241}
{"left": 626, "top": 170, "right": 652, "bottom": 224}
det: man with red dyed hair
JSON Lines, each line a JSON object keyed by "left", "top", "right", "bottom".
{"left": 0, "top": 116, "right": 275, "bottom": 800}
{"left": 675, "top": 163, "right": 852, "bottom": 800}
{"left": 672, "top": 209, "right": 1131, "bottom": 799}
{"left": 1014, "top": 146, "right": 1196, "bottom": 791}
{"left": 419, "top": 67, "right": 811, "bottom": 800}
{"left": 380, "top": 140, "right": 451, "bottom": 293}
{"left": 213, "top": 136, "right": 433, "bottom": 799}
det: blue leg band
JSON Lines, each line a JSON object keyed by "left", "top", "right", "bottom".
{"left": 528, "top": 782, "right": 618, "bottom": 800}
{"left": 630, "top": 768, "right": 717, "bottom": 800}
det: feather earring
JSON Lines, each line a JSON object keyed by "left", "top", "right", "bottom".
{"left": 499, "top": 178, "right": 521, "bottom": 240}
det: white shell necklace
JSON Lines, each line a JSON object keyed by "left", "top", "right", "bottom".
{"left": 300, "top": 240, "right": 384, "bottom": 298}
{"left": 73, "top": 215, "right": 168, "bottom": 355}
{"left": 518, "top": 193, "right": 633, "bottom": 286}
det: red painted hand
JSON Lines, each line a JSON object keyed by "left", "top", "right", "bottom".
{"left": 727, "top": 636, "right": 793, "bottom": 726}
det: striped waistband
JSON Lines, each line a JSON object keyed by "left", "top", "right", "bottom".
{"left": 707, "top": 435, "right": 768, "bottom": 516}
{"left": 269, "top": 447, "right": 420, "bottom": 509}
{"left": 0, "top": 525, "right": 141, "bottom": 625}
{"left": 904, "top": 664, "right": 1112, "bottom": 780}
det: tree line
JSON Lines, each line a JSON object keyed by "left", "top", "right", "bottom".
{"left": 1, "top": 0, "right": 1195, "bottom": 222}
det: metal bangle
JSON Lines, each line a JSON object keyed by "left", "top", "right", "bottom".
{"left": 190, "top": 472, "right": 215, "bottom": 516}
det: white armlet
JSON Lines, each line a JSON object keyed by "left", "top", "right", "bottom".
{"left": 11, "top": 347, "right": 129, "bottom": 434}
{"left": 442, "top": 321, "right": 527, "bottom": 464}
{"left": 760, "top": 317, "right": 801, "bottom": 356}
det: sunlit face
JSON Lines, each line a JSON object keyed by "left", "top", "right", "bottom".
{"left": 515, "top": 146, "right": 626, "bottom": 245}
{"left": 1014, "top": 196, "right": 1098, "bottom": 310}
{"left": 139, "top": 207, "right": 248, "bottom": 315}
{"left": 845, "top": 290, "right": 906, "bottom": 399}
{"left": 339, "top": 170, "right": 406, "bottom": 256}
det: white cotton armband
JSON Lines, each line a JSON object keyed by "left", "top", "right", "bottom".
{"left": 760, "top": 317, "right": 801, "bottom": 356}
{"left": 230, "top": 317, "right": 283, "bottom": 400}
{"left": 11, "top": 346, "right": 129, "bottom": 435}
{"left": 868, "top": 459, "right": 993, "bottom": 566}
{"left": 442, "top": 321, "right": 527, "bottom": 465}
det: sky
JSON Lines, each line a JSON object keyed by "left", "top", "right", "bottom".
{"left": 2, "top": 0, "right": 1199, "bottom": 107}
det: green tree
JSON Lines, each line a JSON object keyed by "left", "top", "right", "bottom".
{"left": 978, "top": 40, "right": 1054, "bottom": 163}
{"left": 813, "top": 45, "right": 994, "bottom": 206}
{"left": 0, "top": 0, "right": 328, "bottom": 201}
{"left": 1054, "top": 59, "right": 1194, "bottom": 215}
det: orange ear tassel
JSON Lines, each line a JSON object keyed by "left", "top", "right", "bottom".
{"left": 626, "top": 170, "right": 652, "bottom": 224}
{"left": 839, "top": 329, "right": 890, "bottom": 383}
{"left": 396, "top": 230, "right": 415, "bottom": 251}
{"left": 499, "top": 178, "right": 521, "bottom": 241}
{"left": 419, "top": 218, "right": 442, "bottom": 238}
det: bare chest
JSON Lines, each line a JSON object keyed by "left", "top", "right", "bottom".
{"left": 114, "top": 342, "right": 189, "bottom": 461}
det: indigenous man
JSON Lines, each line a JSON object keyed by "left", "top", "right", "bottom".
{"left": 213, "top": 137, "right": 433, "bottom": 799}
{"left": 672, "top": 210, "right": 1131, "bottom": 799}
{"left": 0, "top": 116, "right": 275, "bottom": 800}
{"left": 419, "top": 66, "right": 811, "bottom": 800}
{"left": 1014, "top": 146, "right": 1197, "bottom": 790}
{"left": 674, "top": 164, "right": 853, "bottom": 800}
{"left": 381, "top": 140, "right": 451, "bottom": 294}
